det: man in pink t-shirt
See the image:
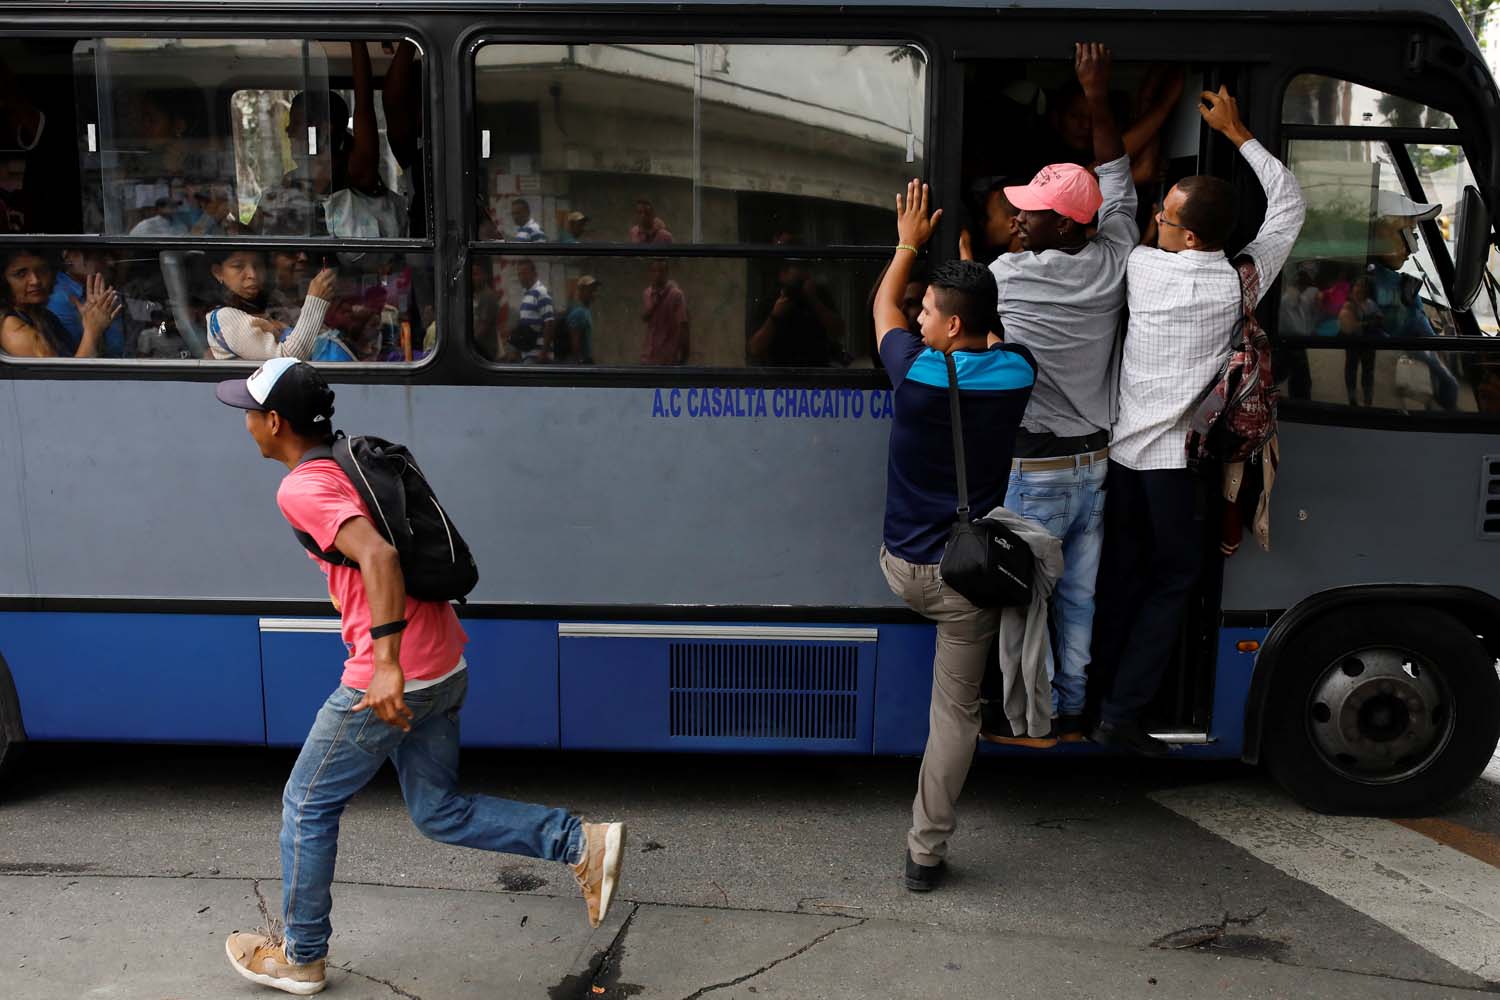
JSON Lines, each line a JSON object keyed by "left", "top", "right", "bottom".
{"left": 215, "top": 359, "right": 623, "bottom": 996}
{"left": 640, "top": 260, "right": 689, "bottom": 364}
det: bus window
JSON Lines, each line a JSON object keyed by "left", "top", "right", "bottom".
{"left": 471, "top": 42, "right": 927, "bottom": 246}
{"left": 1283, "top": 74, "right": 1454, "bottom": 129}
{"left": 71, "top": 38, "right": 426, "bottom": 241}
{"left": 469, "top": 252, "right": 882, "bottom": 367}
{"left": 1280, "top": 138, "right": 1496, "bottom": 413}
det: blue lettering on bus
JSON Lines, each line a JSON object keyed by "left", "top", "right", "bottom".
{"left": 651, "top": 387, "right": 889, "bottom": 421}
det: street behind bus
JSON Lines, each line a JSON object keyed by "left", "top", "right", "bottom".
{"left": 2, "top": 745, "right": 1498, "bottom": 999}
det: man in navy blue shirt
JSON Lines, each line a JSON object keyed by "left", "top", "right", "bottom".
{"left": 874, "top": 179, "right": 1036, "bottom": 892}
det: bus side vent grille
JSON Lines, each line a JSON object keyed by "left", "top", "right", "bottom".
{"left": 1482, "top": 455, "right": 1500, "bottom": 539}
{"left": 668, "top": 642, "right": 859, "bottom": 740}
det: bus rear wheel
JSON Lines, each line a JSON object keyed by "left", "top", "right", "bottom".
{"left": 1264, "top": 604, "right": 1500, "bottom": 815}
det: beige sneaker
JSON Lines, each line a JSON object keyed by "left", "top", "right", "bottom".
{"left": 570, "top": 821, "right": 625, "bottom": 928}
{"left": 225, "top": 932, "right": 327, "bottom": 995}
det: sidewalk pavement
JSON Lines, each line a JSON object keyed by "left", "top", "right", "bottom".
{"left": 5, "top": 873, "right": 1494, "bottom": 1000}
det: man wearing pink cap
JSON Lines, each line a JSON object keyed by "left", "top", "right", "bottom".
{"left": 982, "top": 43, "right": 1137, "bottom": 744}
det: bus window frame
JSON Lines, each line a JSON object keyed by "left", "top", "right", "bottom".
{"left": 459, "top": 30, "right": 936, "bottom": 377}
{"left": 0, "top": 19, "right": 444, "bottom": 376}
{"left": 1268, "top": 68, "right": 1500, "bottom": 432}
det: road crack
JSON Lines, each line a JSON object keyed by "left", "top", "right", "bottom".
{"left": 331, "top": 961, "right": 423, "bottom": 999}
{"left": 678, "top": 917, "right": 867, "bottom": 1000}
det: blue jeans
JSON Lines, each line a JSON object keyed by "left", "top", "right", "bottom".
{"left": 1006, "top": 460, "right": 1108, "bottom": 716}
{"left": 280, "top": 670, "right": 583, "bottom": 963}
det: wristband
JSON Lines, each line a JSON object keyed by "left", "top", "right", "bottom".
{"left": 370, "top": 619, "right": 408, "bottom": 640}
{"left": 896, "top": 243, "right": 918, "bottom": 254}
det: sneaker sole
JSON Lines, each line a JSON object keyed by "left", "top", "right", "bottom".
{"left": 224, "top": 938, "right": 327, "bottom": 996}
{"left": 598, "top": 822, "right": 625, "bottom": 923}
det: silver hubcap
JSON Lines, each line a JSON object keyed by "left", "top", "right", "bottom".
{"left": 1307, "top": 646, "right": 1453, "bottom": 784}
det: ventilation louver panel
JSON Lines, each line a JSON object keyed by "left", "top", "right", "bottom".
{"left": 668, "top": 641, "right": 859, "bottom": 740}
{"left": 1482, "top": 456, "right": 1500, "bottom": 539}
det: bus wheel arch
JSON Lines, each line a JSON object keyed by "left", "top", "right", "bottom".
{"left": 0, "top": 650, "right": 26, "bottom": 788}
{"left": 1244, "top": 587, "right": 1500, "bottom": 815}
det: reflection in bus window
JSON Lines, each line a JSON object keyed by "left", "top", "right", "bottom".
{"left": 1283, "top": 74, "right": 1454, "bottom": 129}
{"left": 470, "top": 253, "right": 882, "bottom": 367}
{"left": 471, "top": 43, "right": 927, "bottom": 246}
{"left": 1280, "top": 137, "right": 1483, "bottom": 410}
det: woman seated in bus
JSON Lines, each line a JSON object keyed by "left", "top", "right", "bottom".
{"left": 204, "top": 249, "right": 336, "bottom": 361}
{"left": 0, "top": 247, "right": 120, "bottom": 358}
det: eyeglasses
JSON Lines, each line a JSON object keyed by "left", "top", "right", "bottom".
{"left": 1155, "top": 209, "right": 1187, "bottom": 230}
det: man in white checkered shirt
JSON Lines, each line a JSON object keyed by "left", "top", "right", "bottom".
{"left": 1090, "top": 86, "right": 1306, "bottom": 757}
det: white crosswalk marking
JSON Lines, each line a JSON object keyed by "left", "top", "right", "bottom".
{"left": 1152, "top": 783, "right": 1500, "bottom": 981}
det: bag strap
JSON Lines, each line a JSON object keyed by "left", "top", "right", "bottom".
{"left": 943, "top": 351, "right": 970, "bottom": 519}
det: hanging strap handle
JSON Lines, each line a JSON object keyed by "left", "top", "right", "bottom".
{"left": 944, "top": 351, "right": 970, "bottom": 519}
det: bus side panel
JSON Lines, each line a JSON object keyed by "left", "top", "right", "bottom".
{"left": 261, "top": 619, "right": 559, "bottom": 748}
{"left": 1208, "top": 627, "right": 1266, "bottom": 756}
{"left": 873, "top": 623, "right": 936, "bottom": 755}
{"left": 0, "top": 612, "right": 263, "bottom": 743}
{"left": 458, "top": 620, "right": 559, "bottom": 748}
{"left": 1221, "top": 423, "right": 1500, "bottom": 610}
{"left": 0, "top": 382, "right": 29, "bottom": 597}
{"left": 262, "top": 625, "right": 346, "bottom": 747}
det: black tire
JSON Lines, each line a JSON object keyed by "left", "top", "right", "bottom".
{"left": 1264, "top": 603, "right": 1500, "bottom": 815}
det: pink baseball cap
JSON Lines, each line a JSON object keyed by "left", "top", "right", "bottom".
{"left": 1005, "top": 164, "right": 1103, "bottom": 224}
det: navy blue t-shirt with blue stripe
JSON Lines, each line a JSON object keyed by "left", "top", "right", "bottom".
{"left": 880, "top": 329, "right": 1037, "bottom": 565}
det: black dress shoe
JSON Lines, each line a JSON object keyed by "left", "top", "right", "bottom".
{"left": 1090, "top": 720, "right": 1172, "bottom": 758}
{"left": 1056, "top": 714, "right": 1086, "bottom": 742}
{"left": 904, "top": 850, "right": 946, "bottom": 892}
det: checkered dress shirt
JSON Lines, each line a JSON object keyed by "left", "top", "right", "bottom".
{"left": 1110, "top": 140, "right": 1306, "bottom": 470}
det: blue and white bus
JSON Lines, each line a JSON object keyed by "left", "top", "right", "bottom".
{"left": 1, "top": 0, "right": 1497, "bottom": 814}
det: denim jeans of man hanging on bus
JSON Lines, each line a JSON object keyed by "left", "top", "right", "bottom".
{"left": 983, "top": 44, "right": 1135, "bottom": 737}
{"left": 214, "top": 358, "right": 625, "bottom": 996}
{"left": 872, "top": 179, "right": 1036, "bottom": 892}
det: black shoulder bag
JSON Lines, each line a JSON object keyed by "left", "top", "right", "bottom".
{"left": 937, "top": 351, "right": 1034, "bottom": 608}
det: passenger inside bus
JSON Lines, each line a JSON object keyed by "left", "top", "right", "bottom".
{"left": 0, "top": 247, "right": 120, "bottom": 358}
{"left": 203, "top": 249, "right": 336, "bottom": 361}
{"left": 251, "top": 42, "right": 406, "bottom": 239}
{"left": 959, "top": 176, "right": 1025, "bottom": 264}
{"left": 48, "top": 248, "right": 127, "bottom": 358}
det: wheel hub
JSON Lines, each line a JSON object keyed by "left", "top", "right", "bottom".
{"left": 1307, "top": 646, "right": 1452, "bottom": 784}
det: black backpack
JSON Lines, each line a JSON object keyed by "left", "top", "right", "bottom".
{"left": 294, "top": 432, "right": 479, "bottom": 603}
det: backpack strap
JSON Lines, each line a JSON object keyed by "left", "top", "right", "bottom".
{"left": 291, "top": 432, "right": 357, "bottom": 568}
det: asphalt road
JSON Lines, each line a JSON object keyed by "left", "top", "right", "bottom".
{"left": 2, "top": 743, "right": 1498, "bottom": 999}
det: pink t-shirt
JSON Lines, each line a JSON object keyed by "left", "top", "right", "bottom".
{"left": 641, "top": 281, "right": 688, "bottom": 364}
{"left": 277, "top": 460, "right": 467, "bottom": 691}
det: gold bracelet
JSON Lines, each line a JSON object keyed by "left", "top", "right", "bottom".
{"left": 895, "top": 243, "right": 918, "bottom": 254}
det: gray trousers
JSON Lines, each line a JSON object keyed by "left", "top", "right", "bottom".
{"left": 879, "top": 546, "right": 1001, "bottom": 866}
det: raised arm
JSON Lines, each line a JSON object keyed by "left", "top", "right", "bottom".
{"left": 381, "top": 39, "right": 421, "bottom": 170}
{"left": 346, "top": 41, "right": 382, "bottom": 194}
{"left": 1077, "top": 43, "right": 1124, "bottom": 167}
{"left": 874, "top": 178, "right": 941, "bottom": 349}
{"left": 1200, "top": 87, "right": 1307, "bottom": 299}
{"left": 214, "top": 268, "right": 334, "bottom": 360}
